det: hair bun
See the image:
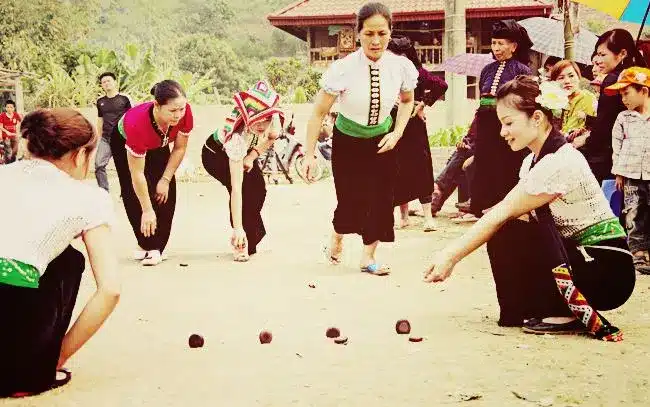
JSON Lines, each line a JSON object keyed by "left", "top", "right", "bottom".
{"left": 150, "top": 83, "right": 159, "bottom": 96}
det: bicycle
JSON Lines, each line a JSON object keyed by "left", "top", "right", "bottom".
{"left": 257, "top": 131, "right": 324, "bottom": 184}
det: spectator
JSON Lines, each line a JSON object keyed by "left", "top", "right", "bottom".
{"left": 0, "top": 100, "right": 22, "bottom": 164}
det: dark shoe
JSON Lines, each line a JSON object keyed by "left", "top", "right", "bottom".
{"left": 522, "top": 318, "right": 587, "bottom": 335}
{"left": 455, "top": 199, "right": 471, "bottom": 213}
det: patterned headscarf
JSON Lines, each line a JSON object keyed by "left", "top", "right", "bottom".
{"left": 222, "top": 80, "right": 284, "bottom": 142}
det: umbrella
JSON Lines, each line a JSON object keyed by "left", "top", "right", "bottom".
{"left": 573, "top": 0, "right": 650, "bottom": 41}
{"left": 518, "top": 17, "right": 598, "bottom": 64}
{"left": 436, "top": 53, "right": 494, "bottom": 77}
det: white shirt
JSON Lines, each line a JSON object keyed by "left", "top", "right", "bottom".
{"left": 519, "top": 144, "right": 615, "bottom": 238}
{"left": 218, "top": 114, "right": 282, "bottom": 161}
{"left": 320, "top": 49, "right": 418, "bottom": 126}
{"left": 0, "top": 159, "right": 114, "bottom": 274}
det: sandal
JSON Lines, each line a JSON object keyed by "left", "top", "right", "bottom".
{"left": 233, "top": 248, "right": 250, "bottom": 262}
{"left": 522, "top": 318, "right": 587, "bottom": 335}
{"left": 360, "top": 263, "right": 391, "bottom": 276}
{"left": 323, "top": 244, "right": 342, "bottom": 265}
{"left": 633, "top": 254, "right": 650, "bottom": 275}
{"left": 9, "top": 369, "right": 72, "bottom": 398}
{"left": 423, "top": 220, "right": 437, "bottom": 232}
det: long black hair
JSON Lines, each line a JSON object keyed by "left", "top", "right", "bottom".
{"left": 387, "top": 36, "right": 422, "bottom": 69}
{"left": 595, "top": 29, "right": 647, "bottom": 70}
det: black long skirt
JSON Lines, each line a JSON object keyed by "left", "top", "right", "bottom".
{"left": 201, "top": 136, "right": 266, "bottom": 255}
{"left": 331, "top": 125, "right": 397, "bottom": 245}
{"left": 470, "top": 106, "right": 528, "bottom": 215}
{"left": 392, "top": 111, "right": 435, "bottom": 206}
{"left": 0, "top": 246, "right": 85, "bottom": 396}
{"left": 110, "top": 128, "right": 177, "bottom": 253}
{"left": 489, "top": 219, "right": 636, "bottom": 326}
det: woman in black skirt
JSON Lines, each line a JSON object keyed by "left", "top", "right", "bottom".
{"left": 201, "top": 80, "right": 283, "bottom": 262}
{"left": 424, "top": 76, "right": 635, "bottom": 342}
{"left": 0, "top": 108, "right": 120, "bottom": 397}
{"left": 302, "top": 2, "right": 417, "bottom": 275}
{"left": 388, "top": 36, "right": 448, "bottom": 231}
{"left": 111, "top": 80, "right": 193, "bottom": 266}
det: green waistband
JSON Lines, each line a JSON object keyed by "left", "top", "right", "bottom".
{"left": 573, "top": 218, "right": 627, "bottom": 246}
{"left": 117, "top": 116, "right": 126, "bottom": 139}
{"left": 335, "top": 114, "right": 392, "bottom": 138}
{"left": 0, "top": 258, "right": 39, "bottom": 289}
{"left": 479, "top": 97, "right": 496, "bottom": 106}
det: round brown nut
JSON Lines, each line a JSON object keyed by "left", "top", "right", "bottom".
{"left": 334, "top": 336, "right": 348, "bottom": 344}
{"left": 188, "top": 334, "right": 204, "bottom": 348}
{"left": 395, "top": 319, "right": 411, "bottom": 334}
{"left": 326, "top": 327, "right": 340, "bottom": 338}
{"left": 259, "top": 330, "right": 273, "bottom": 344}
{"left": 408, "top": 336, "right": 424, "bottom": 342}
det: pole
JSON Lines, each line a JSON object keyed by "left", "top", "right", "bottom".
{"left": 564, "top": 1, "right": 575, "bottom": 60}
{"left": 636, "top": 0, "right": 650, "bottom": 44}
{"left": 444, "top": 0, "right": 467, "bottom": 127}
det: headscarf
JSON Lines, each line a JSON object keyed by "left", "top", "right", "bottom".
{"left": 491, "top": 19, "right": 534, "bottom": 64}
{"left": 222, "top": 80, "right": 284, "bottom": 142}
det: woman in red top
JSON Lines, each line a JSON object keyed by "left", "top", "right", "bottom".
{"left": 111, "top": 80, "right": 193, "bottom": 266}
{"left": 0, "top": 100, "right": 22, "bottom": 164}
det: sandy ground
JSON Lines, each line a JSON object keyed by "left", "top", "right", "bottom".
{"left": 2, "top": 172, "right": 650, "bottom": 407}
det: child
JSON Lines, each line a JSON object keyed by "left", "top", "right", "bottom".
{"left": 0, "top": 100, "right": 22, "bottom": 163}
{"left": 607, "top": 66, "right": 650, "bottom": 274}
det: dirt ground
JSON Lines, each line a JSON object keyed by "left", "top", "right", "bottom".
{"left": 2, "top": 174, "right": 650, "bottom": 407}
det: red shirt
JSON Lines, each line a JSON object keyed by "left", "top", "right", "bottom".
{"left": 117, "top": 101, "right": 193, "bottom": 157}
{"left": 0, "top": 112, "right": 22, "bottom": 138}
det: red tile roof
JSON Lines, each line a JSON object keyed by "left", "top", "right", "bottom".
{"left": 269, "top": 0, "right": 553, "bottom": 26}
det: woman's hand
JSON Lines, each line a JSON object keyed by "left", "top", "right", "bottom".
{"left": 301, "top": 155, "right": 318, "bottom": 183}
{"left": 231, "top": 227, "right": 248, "bottom": 250}
{"left": 413, "top": 101, "right": 425, "bottom": 119}
{"left": 615, "top": 175, "right": 625, "bottom": 191}
{"left": 423, "top": 251, "right": 457, "bottom": 283}
{"left": 155, "top": 178, "right": 170, "bottom": 204}
{"left": 572, "top": 132, "right": 589, "bottom": 149}
{"left": 243, "top": 151, "right": 257, "bottom": 173}
{"left": 462, "top": 155, "right": 474, "bottom": 171}
{"left": 141, "top": 209, "right": 157, "bottom": 237}
{"left": 377, "top": 131, "right": 402, "bottom": 154}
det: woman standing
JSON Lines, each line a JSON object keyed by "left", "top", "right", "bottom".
{"left": 201, "top": 80, "right": 283, "bottom": 262}
{"left": 424, "top": 76, "right": 635, "bottom": 341}
{"left": 303, "top": 2, "right": 418, "bottom": 275}
{"left": 111, "top": 80, "right": 193, "bottom": 266}
{"left": 585, "top": 29, "right": 646, "bottom": 184}
{"left": 0, "top": 109, "right": 120, "bottom": 397}
{"left": 388, "top": 36, "right": 448, "bottom": 232}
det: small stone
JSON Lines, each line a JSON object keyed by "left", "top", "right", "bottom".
{"left": 334, "top": 336, "right": 348, "bottom": 345}
{"left": 408, "top": 336, "right": 424, "bottom": 342}
{"left": 180, "top": 263, "right": 188, "bottom": 267}
{"left": 188, "top": 334, "right": 204, "bottom": 348}
{"left": 308, "top": 283, "right": 316, "bottom": 288}
{"left": 259, "top": 330, "right": 273, "bottom": 344}
{"left": 326, "top": 327, "right": 340, "bottom": 338}
{"left": 395, "top": 319, "right": 411, "bottom": 334}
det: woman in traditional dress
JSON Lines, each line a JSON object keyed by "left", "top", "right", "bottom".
{"left": 302, "top": 2, "right": 418, "bottom": 275}
{"left": 201, "top": 80, "right": 283, "bottom": 262}
{"left": 0, "top": 109, "right": 120, "bottom": 397}
{"left": 111, "top": 80, "right": 193, "bottom": 266}
{"left": 388, "top": 36, "right": 448, "bottom": 232}
{"left": 424, "top": 76, "right": 635, "bottom": 341}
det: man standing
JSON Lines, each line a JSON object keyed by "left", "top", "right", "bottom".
{"left": 95, "top": 72, "right": 132, "bottom": 191}
{"left": 0, "top": 100, "right": 22, "bottom": 164}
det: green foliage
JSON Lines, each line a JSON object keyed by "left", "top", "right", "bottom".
{"left": 293, "top": 87, "right": 307, "bottom": 103}
{"left": 264, "top": 58, "right": 322, "bottom": 101}
{"left": 428, "top": 125, "right": 469, "bottom": 147}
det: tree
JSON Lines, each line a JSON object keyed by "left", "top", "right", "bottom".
{"left": 264, "top": 57, "right": 322, "bottom": 101}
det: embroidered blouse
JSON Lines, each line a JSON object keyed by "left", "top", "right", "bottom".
{"left": 0, "top": 159, "right": 114, "bottom": 275}
{"left": 519, "top": 143, "right": 614, "bottom": 238}
{"left": 212, "top": 113, "right": 282, "bottom": 161}
{"left": 561, "top": 90, "right": 596, "bottom": 134}
{"left": 479, "top": 59, "right": 532, "bottom": 96}
{"left": 118, "top": 101, "right": 194, "bottom": 158}
{"left": 320, "top": 49, "right": 419, "bottom": 126}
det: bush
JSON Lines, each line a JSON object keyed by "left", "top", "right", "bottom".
{"left": 293, "top": 87, "right": 307, "bottom": 103}
{"left": 428, "top": 125, "right": 469, "bottom": 147}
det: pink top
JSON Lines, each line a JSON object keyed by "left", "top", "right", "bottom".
{"left": 117, "top": 101, "right": 193, "bottom": 157}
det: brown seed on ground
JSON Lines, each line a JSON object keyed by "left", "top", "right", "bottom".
{"left": 334, "top": 336, "right": 348, "bottom": 344}
{"left": 188, "top": 334, "right": 204, "bottom": 348}
{"left": 408, "top": 336, "right": 424, "bottom": 342}
{"left": 395, "top": 319, "right": 411, "bottom": 334}
{"left": 308, "top": 283, "right": 316, "bottom": 288}
{"left": 259, "top": 330, "right": 273, "bottom": 344}
{"left": 326, "top": 327, "right": 340, "bottom": 338}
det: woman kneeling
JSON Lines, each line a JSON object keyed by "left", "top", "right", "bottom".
{"left": 0, "top": 109, "right": 120, "bottom": 397}
{"left": 424, "top": 76, "right": 635, "bottom": 341}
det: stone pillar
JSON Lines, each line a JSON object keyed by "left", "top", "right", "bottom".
{"left": 444, "top": 0, "right": 467, "bottom": 127}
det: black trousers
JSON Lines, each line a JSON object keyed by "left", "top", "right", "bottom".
{"left": 201, "top": 137, "right": 267, "bottom": 255}
{"left": 331, "top": 126, "right": 397, "bottom": 245}
{"left": 0, "top": 246, "right": 85, "bottom": 396}
{"left": 111, "top": 129, "right": 177, "bottom": 253}
{"left": 489, "top": 220, "right": 636, "bottom": 326}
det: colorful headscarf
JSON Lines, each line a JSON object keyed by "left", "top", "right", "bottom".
{"left": 222, "top": 80, "right": 284, "bottom": 142}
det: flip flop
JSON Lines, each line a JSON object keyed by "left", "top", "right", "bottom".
{"left": 360, "top": 263, "right": 391, "bottom": 276}
{"left": 9, "top": 369, "right": 72, "bottom": 398}
{"left": 323, "top": 244, "right": 342, "bottom": 265}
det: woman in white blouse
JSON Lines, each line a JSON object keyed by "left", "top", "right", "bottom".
{"left": 0, "top": 109, "right": 120, "bottom": 397}
{"left": 201, "top": 80, "right": 283, "bottom": 262}
{"left": 303, "top": 2, "right": 417, "bottom": 275}
{"left": 423, "top": 76, "right": 635, "bottom": 342}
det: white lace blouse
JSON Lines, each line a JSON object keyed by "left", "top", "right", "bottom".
{"left": 320, "top": 49, "right": 419, "bottom": 126}
{"left": 0, "top": 159, "right": 114, "bottom": 274}
{"left": 519, "top": 144, "right": 615, "bottom": 238}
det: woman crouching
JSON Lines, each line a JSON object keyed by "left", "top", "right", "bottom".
{"left": 424, "top": 76, "right": 635, "bottom": 341}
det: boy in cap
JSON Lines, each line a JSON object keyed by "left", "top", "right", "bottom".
{"left": 607, "top": 66, "right": 650, "bottom": 274}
